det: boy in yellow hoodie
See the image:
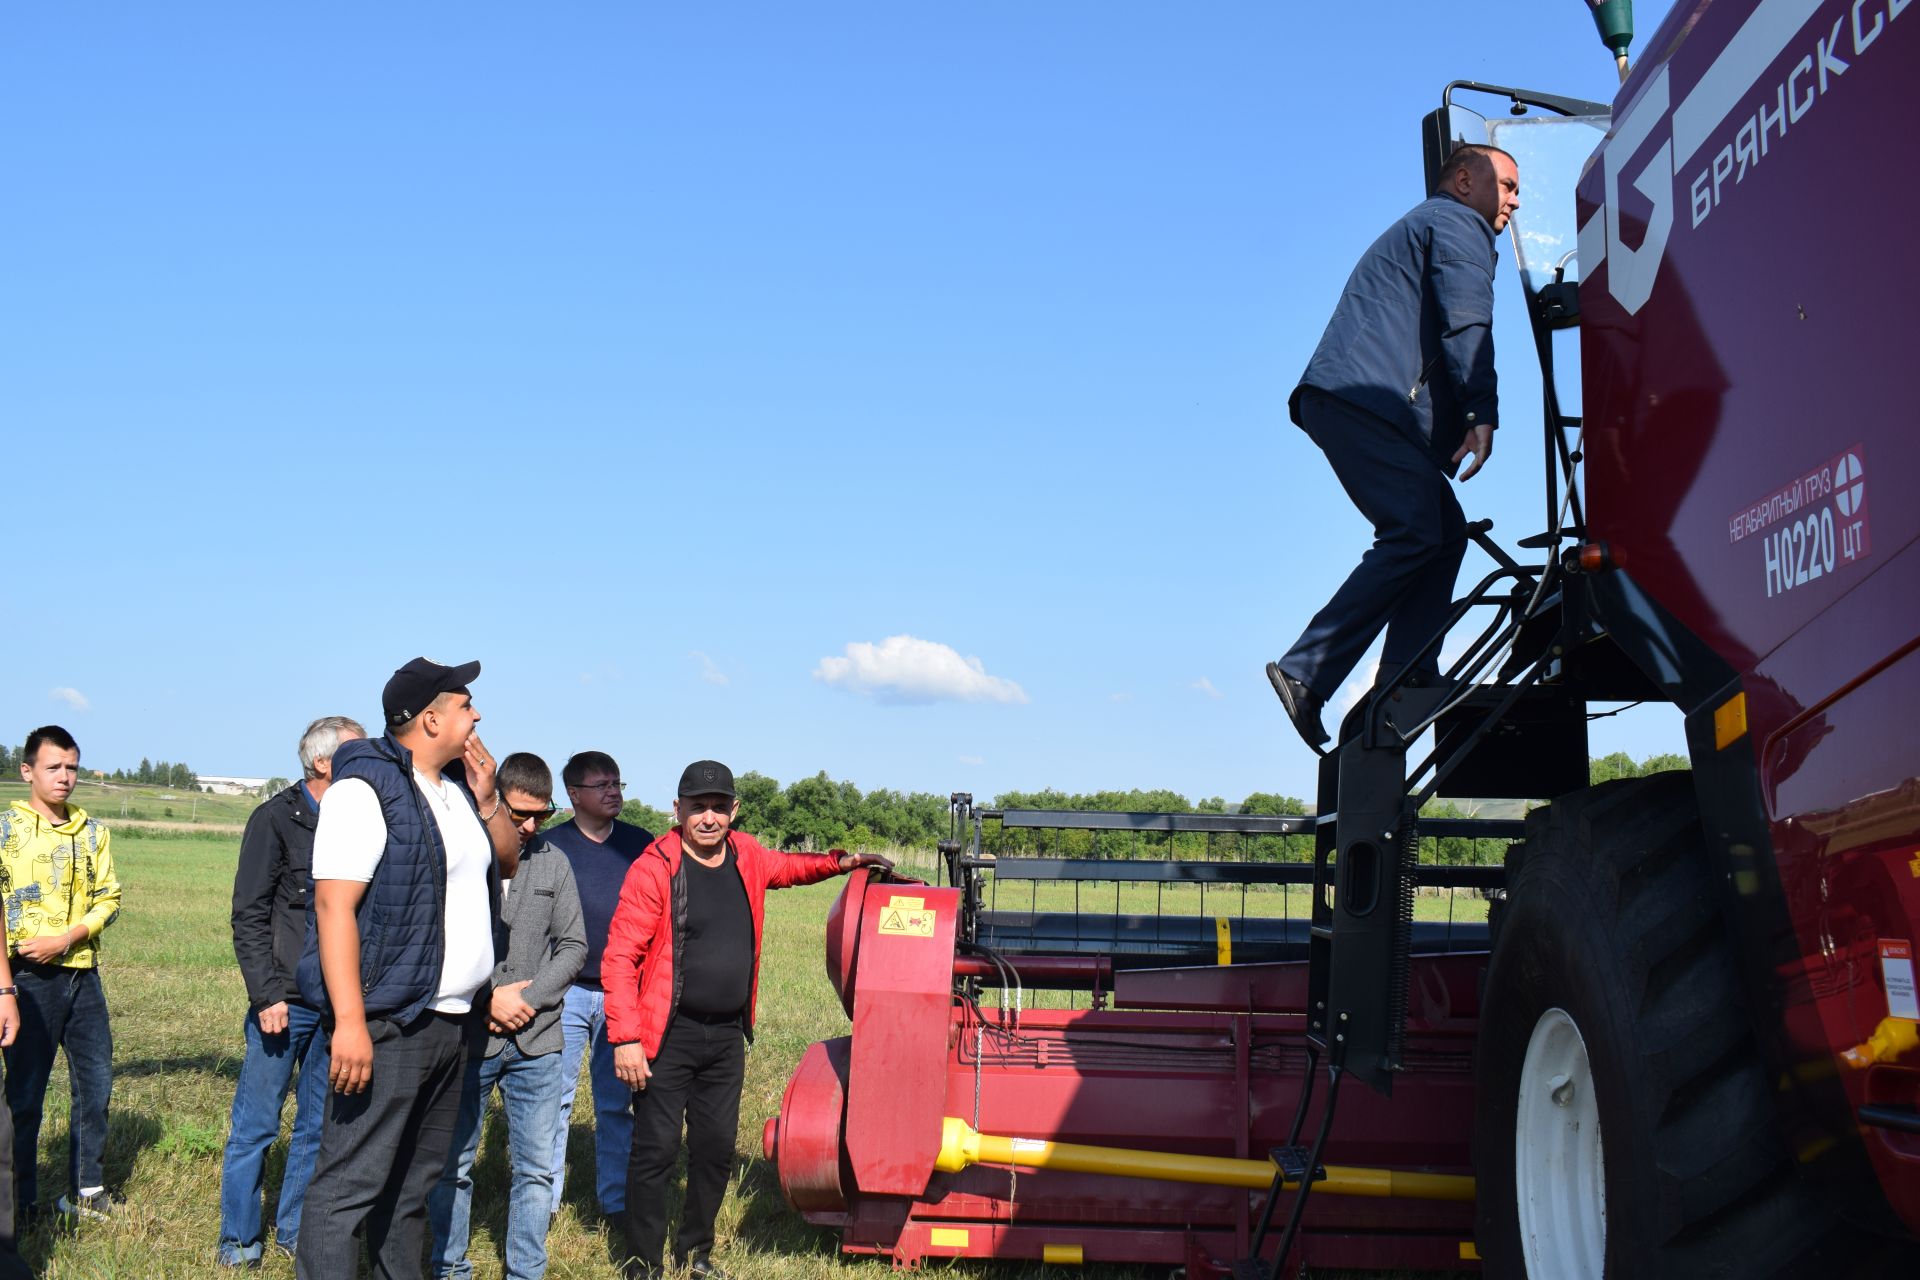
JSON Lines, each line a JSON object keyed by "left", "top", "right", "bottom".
{"left": 1, "top": 725, "right": 121, "bottom": 1225}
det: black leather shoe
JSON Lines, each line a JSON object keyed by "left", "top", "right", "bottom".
{"left": 1266, "top": 662, "right": 1329, "bottom": 753}
{"left": 687, "top": 1256, "right": 731, "bottom": 1280}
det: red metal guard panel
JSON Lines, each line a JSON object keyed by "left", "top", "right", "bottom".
{"left": 844, "top": 882, "right": 960, "bottom": 1194}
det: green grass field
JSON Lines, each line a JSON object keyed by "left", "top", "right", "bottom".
{"left": 14, "top": 832, "right": 1468, "bottom": 1278}
{"left": 0, "top": 780, "right": 260, "bottom": 831}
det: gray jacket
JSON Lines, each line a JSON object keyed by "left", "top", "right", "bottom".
{"left": 486, "top": 836, "right": 586, "bottom": 1058}
{"left": 1292, "top": 192, "right": 1499, "bottom": 475}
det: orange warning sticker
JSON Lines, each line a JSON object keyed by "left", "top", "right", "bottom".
{"left": 1907, "top": 849, "right": 1920, "bottom": 878}
{"left": 879, "top": 904, "right": 937, "bottom": 937}
{"left": 1882, "top": 940, "right": 1918, "bottom": 1020}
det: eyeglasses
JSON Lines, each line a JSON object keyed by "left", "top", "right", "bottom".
{"left": 571, "top": 780, "right": 624, "bottom": 794}
{"left": 509, "top": 801, "right": 559, "bottom": 824}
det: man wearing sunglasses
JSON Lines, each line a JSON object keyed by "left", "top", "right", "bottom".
{"left": 541, "top": 751, "right": 653, "bottom": 1222}
{"left": 603, "top": 760, "right": 893, "bottom": 1280}
{"left": 428, "top": 752, "right": 584, "bottom": 1280}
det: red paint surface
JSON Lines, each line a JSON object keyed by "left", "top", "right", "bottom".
{"left": 1579, "top": 0, "right": 1920, "bottom": 1232}
{"left": 842, "top": 882, "right": 960, "bottom": 1195}
{"left": 772, "top": 955, "right": 1481, "bottom": 1272}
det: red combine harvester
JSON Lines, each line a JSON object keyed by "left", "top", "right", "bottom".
{"left": 766, "top": 0, "right": 1920, "bottom": 1274}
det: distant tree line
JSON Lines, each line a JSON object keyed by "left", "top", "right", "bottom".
{"left": 110, "top": 758, "right": 200, "bottom": 789}
{"left": 567, "top": 750, "right": 1694, "bottom": 863}
{"left": 1590, "top": 750, "right": 1688, "bottom": 784}
{"left": 0, "top": 745, "right": 199, "bottom": 791}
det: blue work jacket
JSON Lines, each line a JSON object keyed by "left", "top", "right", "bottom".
{"left": 1290, "top": 192, "right": 1499, "bottom": 474}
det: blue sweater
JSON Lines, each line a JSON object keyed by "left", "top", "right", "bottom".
{"left": 1292, "top": 192, "right": 1499, "bottom": 474}
{"left": 542, "top": 818, "right": 653, "bottom": 985}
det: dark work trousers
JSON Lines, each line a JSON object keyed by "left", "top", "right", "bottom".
{"left": 0, "top": 1084, "right": 33, "bottom": 1279}
{"left": 295, "top": 1010, "right": 473, "bottom": 1280}
{"left": 619, "top": 1013, "right": 746, "bottom": 1270}
{"left": 1279, "top": 387, "right": 1468, "bottom": 701}
{"left": 3, "top": 963, "right": 113, "bottom": 1215}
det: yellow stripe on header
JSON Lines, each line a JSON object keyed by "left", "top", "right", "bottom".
{"left": 1042, "top": 1244, "right": 1084, "bottom": 1265}
{"left": 1215, "top": 916, "right": 1232, "bottom": 966}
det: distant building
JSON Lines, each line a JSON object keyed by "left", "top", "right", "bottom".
{"left": 197, "top": 774, "right": 269, "bottom": 797}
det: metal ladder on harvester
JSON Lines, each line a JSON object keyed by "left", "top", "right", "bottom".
{"left": 1235, "top": 519, "right": 1560, "bottom": 1280}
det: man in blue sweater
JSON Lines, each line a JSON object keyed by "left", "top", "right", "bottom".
{"left": 541, "top": 751, "right": 653, "bottom": 1221}
{"left": 1267, "top": 143, "right": 1519, "bottom": 752}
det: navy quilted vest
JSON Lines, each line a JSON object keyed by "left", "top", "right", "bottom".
{"left": 295, "top": 734, "right": 492, "bottom": 1025}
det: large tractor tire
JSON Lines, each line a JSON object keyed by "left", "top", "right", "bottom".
{"left": 1473, "top": 771, "right": 1829, "bottom": 1278}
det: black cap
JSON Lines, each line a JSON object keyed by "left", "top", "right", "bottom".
{"left": 677, "top": 759, "right": 735, "bottom": 799}
{"left": 382, "top": 657, "right": 482, "bottom": 728}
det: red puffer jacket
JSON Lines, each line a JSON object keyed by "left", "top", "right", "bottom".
{"left": 602, "top": 827, "right": 844, "bottom": 1058}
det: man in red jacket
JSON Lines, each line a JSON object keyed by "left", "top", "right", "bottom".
{"left": 604, "top": 761, "right": 889, "bottom": 1280}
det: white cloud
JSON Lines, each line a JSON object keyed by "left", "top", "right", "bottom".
{"left": 1191, "top": 677, "right": 1222, "bottom": 699}
{"left": 814, "top": 634, "right": 1029, "bottom": 705}
{"left": 48, "top": 687, "right": 90, "bottom": 713}
{"left": 690, "top": 651, "right": 729, "bottom": 686}
{"left": 1108, "top": 692, "right": 1133, "bottom": 703}
{"left": 958, "top": 754, "right": 985, "bottom": 766}
{"left": 1334, "top": 660, "right": 1381, "bottom": 718}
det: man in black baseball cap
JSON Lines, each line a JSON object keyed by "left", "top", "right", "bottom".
{"left": 294, "top": 657, "right": 521, "bottom": 1280}
{"left": 601, "top": 761, "right": 890, "bottom": 1279}
{"left": 381, "top": 657, "right": 482, "bottom": 730}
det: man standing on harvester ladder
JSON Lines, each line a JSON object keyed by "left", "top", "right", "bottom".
{"left": 1267, "top": 143, "right": 1519, "bottom": 752}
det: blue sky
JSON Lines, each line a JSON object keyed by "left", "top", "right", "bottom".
{"left": 2, "top": 1, "right": 1681, "bottom": 810}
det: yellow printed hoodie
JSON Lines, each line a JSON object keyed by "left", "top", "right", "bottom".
{"left": 0, "top": 800, "right": 122, "bottom": 969}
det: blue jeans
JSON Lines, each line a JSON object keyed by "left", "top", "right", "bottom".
{"left": 428, "top": 1043, "right": 566, "bottom": 1280}
{"left": 550, "top": 985, "right": 630, "bottom": 1215}
{"left": 217, "top": 1003, "right": 330, "bottom": 1264}
{"left": 2, "top": 964, "right": 113, "bottom": 1214}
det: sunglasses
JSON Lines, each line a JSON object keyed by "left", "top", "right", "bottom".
{"left": 508, "top": 801, "right": 559, "bottom": 824}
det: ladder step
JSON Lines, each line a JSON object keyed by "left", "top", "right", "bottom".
{"left": 1268, "top": 1146, "right": 1325, "bottom": 1184}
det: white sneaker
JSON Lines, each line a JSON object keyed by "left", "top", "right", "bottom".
{"left": 56, "top": 1190, "right": 119, "bottom": 1221}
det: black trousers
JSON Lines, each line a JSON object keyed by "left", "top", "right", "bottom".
{"left": 0, "top": 1086, "right": 30, "bottom": 1280}
{"left": 619, "top": 1014, "right": 745, "bottom": 1269}
{"left": 295, "top": 1010, "right": 474, "bottom": 1280}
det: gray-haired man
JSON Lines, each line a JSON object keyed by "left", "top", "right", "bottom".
{"left": 217, "top": 715, "right": 366, "bottom": 1267}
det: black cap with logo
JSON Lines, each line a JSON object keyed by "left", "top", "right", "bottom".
{"left": 382, "top": 657, "right": 482, "bottom": 728}
{"left": 677, "top": 759, "right": 736, "bottom": 799}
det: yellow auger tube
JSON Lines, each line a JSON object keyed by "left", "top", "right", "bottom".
{"left": 934, "top": 1117, "right": 1474, "bottom": 1203}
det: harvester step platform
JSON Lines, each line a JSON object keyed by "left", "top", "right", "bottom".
{"left": 1270, "top": 1145, "right": 1325, "bottom": 1185}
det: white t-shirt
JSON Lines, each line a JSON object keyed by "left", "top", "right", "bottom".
{"left": 312, "top": 771, "right": 495, "bottom": 1014}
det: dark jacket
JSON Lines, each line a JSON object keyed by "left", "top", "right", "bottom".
{"left": 230, "top": 782, "right": 320, "bottom": 1012}
{"left": 294, "top": 735, "right": 501, "bottom": 1026}
{"left": 1291, "top": 192, "right": 1499, "bottom": 473}
{"left": 602, "top": 829, "right": 843, "bottom": 1059}
{"left": 485, "top": 836, "right": 586, "bottom": 1058}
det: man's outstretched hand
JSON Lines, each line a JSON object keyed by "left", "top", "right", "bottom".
{"left": 837, "top": 851, "right": 894, "bottom": 874}
{"left": 1452, "top": 423, "right": 1494, "bottom": 482}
